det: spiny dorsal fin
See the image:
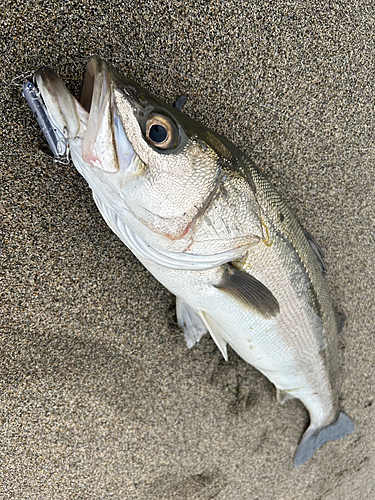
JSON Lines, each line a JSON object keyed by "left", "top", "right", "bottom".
{"left": 302, "top": 227, "right": 327, "bottom": 275}
{"left": 214, "top": 264, "right": 280, "bottom": 319}
{"left": 174, "top": 95, "right": 187, "bottom": 111}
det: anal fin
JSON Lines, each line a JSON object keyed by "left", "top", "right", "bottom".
{"left": 176, "top": 298, "right": 207, "bottom": 348}
{"left": 276, "top": 388, "right": 296, "bottom": 405}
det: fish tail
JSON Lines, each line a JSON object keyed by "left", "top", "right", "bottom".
{"left": 294, "top": 411, "right": 354, "bottom": 467}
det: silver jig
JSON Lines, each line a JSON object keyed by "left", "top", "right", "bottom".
{"left": 21, "top": 79, "right": 70, "bottom": 163}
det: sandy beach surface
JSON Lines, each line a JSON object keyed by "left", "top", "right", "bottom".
{"left": 1, "top": 1, "right": 374, "bottom": 498}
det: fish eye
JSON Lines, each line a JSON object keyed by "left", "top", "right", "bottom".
{"left": 149, "top": 124, "right": 167, "bottom": 143}
{"left": 145, "top": 113, "right": 178, "bottom": 149}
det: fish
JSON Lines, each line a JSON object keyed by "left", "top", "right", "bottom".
{"left": 31, "top": 56, "right": 354, "bottom": 466}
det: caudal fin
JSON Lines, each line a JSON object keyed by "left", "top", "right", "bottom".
{"left": 294, "top": 411, "right": 354, "bottom": 467}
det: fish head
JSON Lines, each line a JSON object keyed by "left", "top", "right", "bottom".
{"left": 35, "top": 56, "right": 262, "bottom": 257}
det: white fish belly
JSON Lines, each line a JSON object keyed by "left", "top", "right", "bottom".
{"left": 137, "top": 256, "right": 332, "bottom": 426}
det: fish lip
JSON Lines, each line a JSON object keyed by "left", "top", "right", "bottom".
{"left": 79, "top": 56, "right": 116, "bottom": 170}
{"left": 80, "top": 57, "right": 100, "bottom": 114}
{"left": 78, "top": 56, "right": 138, "bottom": 173}
{"left": 34, "top": 66, "right": 87, "bottom": 141}
{"left": 35, "top": 56, "right": 108, "bottom": 129}
{"left": 80, "top": 55, "right": 107, "bottom": 115}
{"left": 35, "top": 56, "right": 137, "bottom": 174}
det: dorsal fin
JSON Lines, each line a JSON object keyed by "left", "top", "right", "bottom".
{"left": 173, "top": 95, "right": 187, "bottom": 111}
{"left": 302, "top": 227, "right": 327, "bottom": 275}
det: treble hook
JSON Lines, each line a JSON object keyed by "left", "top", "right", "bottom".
{"left": 11, "top": 71, "right": 35, "bottom": 87}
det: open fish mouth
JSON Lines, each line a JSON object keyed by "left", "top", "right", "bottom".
{"left": 26, "top": 56, "right": 262, "bottom": 258}
{"left": 33, "top": 56, "right": 137, "bottom": 173}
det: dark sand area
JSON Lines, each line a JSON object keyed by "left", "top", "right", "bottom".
{"left": 1, "top": 1, "right": 374, "bottom": 498}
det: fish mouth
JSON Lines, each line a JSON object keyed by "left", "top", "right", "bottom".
{"left": 35, "top": 56, "right": 136, "bottom": 173}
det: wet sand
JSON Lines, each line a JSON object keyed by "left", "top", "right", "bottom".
{"left": 1, "top": 1, "right": 374, "bottom": 498}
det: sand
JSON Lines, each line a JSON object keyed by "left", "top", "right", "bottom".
{"left": 1, "top": 1, "right": 374, "bottom": 498}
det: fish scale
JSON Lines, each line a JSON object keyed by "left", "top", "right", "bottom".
{"left": 246, "top": 161, "right": 338, "bottom": 370}
{"left": 29, "top": 55, "right": 354, "bottom": 466}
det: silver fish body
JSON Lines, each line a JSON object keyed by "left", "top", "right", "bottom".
{"left": 33, "top": 56, "right": 354, "bottom": 466}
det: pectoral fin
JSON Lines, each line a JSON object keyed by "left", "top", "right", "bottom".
{"left": 215, "top": 264, "right": 279, "bottom": 319}
{"left": 176, "top": 298, "right": 207, "bottom": 348}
